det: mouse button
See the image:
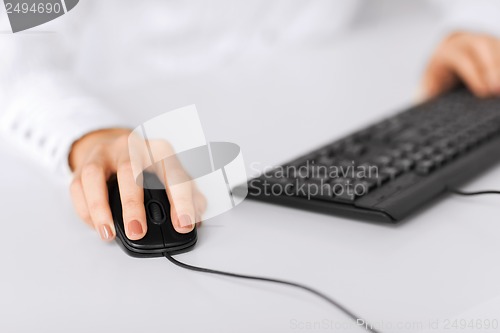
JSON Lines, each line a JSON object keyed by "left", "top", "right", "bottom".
{"left": 160, "top": 218, "right": 196, "bottom": 249}
{"left": 160, "top": 215, "right": 180, "bottom": 241}
{"left": 143, "top": 188, "right": 153, "bottom": 202}
{"left": 122, "top": 224, "right": 165, "bottom": 250}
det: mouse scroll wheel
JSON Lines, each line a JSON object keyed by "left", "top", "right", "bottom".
{"left": 148, "top": 201, "right": 166, "bottom": 224}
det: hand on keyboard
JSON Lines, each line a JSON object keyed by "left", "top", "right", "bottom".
{"left": 248, "top": 89, "right": 500, "bottom": 222}
{"left": 422, "top": 32, "right": 500, "bottom": 100}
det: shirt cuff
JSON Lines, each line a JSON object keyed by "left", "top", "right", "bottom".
{"left": 0, "top": 95, "right": 131, "bottom": 183}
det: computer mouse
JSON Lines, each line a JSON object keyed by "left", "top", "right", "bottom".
{"left": 108, "top": 173, "right": 197, "bottom": 258}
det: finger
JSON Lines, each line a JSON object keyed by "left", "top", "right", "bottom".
{"left": 169, "top": 182, "right": 196, "bottom": 233}
{"left": 117, "top": 158, "right": 147, "bottom": 240}
{"left": 80, "top": 158, "right": 115, "bottom": 241}
{"left": 469, "top": 38, "right": 500, "bottom": 95}
{"left": 69, "top": 175, "right": 92, "bottom": 227}
{"left": 421, "top": 58, "right": 458, "bottom": 100}
{"left": 193, "top": 188, "right": 207, "bottom": 222}
{"left": 446, "top": 47, "right": 491, "bottom": 97}
{"left": 487, "top": 42, "right": 500, "bottom": 94}
{"left": 160, "top": 159, "right": 196, "bottom": 234}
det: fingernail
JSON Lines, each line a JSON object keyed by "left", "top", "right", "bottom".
{"left": 127, "top": 220, "right": 143, "bottom": 237}
{"left": 98, "top": 225, "right": 112, "bottom": 241}
{"left": 178, "top": 214, "right": 193, "bottom": 229}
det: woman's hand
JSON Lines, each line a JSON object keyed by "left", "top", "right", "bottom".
{"left": 69, "top": 128, "right": 204, "bottom": 242}
{"left": 422, "top": 32, "right": 500, "bottom": 100}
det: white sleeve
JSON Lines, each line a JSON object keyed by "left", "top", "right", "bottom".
{"left": 0, "top": 9, "right": 130, "bottom": 179}
{"left": 430, "top": 0, "right": 500, "bottom": 38}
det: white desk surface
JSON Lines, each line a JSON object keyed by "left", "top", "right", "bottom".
{"left": 2, "top": 6, "right": 500, "bottom": 333}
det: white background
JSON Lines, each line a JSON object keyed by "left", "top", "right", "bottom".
{"left": 1, "top": 2, "right": 500, "bottom": 332}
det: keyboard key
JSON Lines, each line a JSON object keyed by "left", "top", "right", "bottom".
{"left": 399, "top": 143, "right": 417, "bottom": 154}
{"left": 337, "top": 160, "right": 356, "bottom": 171}
{"left": 388, "top": 149, "right": 404, "bottom": 159}
{"left": 344, "top": 144, "right": 367, "bottom": 156}
{"left": 332, "top": 191, "right": 357, "bottom": 203}
{"left": 329, "top": 142, "right": 344, "bottom": 154}
{"left": 421, "top": 146, "right": 435, "bottom": 156}
{"left": 381, "top": 167, "right": 401, "bottom": 179}
{"left": 435, "top": 138, "right": 452, "bottom": 149}
{"left": 415, "top": 160, "right": 435, "bottom": 175}
{"left": 373, "top": 155, "right": 392, "bottom": 166}
{"left": 366, "top": 172, "right": 389, "bottom": 186}
{"left": 411, "top": 151, "right": 426, "bottom": 162}
{"left": 353, "top": 180, "right": 374, "bottom": 195}
{"left": 317, "top": 155, "right": 335, "bottom": 165}
{"left": 306, "top": 175, "right": 330, "bottom": 187}
{"left": 363, "top": 177, "right": 379, "bottom": 189}
{"left": 441, "top": 147, "right": 459, "bottom": 160}
{"left": 331, "top": 177, "right": 348, "bottom": 186}
{"left": 393, "top": 159, "right": 414, "bottom": 171}
{"left": 433, "top": 154, "right": 446, "bottom": 166}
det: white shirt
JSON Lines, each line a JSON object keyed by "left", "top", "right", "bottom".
{"left": 1, "top": 0, "right": 500, "bottom": 178}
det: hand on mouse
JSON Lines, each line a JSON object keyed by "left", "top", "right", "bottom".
{"left": 69, "top": 128, "right": 206, "bottom": 242}
{"left": 421, "top": 32, "right": 500, "bottom": 100}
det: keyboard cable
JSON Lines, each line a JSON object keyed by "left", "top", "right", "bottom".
{"left": 448, "top": 188, "right": 500, "bottom": 196}
{"left": 164, "top": 188, "right": 500, "bottom": 333}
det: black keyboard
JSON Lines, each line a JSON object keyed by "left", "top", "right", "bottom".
{"left": 247, "top": 89, "right": 500, "bottom": 222}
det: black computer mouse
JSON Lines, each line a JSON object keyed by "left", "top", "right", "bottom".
{"left": 108, "top": 173, "right": 197, "bottom": 258}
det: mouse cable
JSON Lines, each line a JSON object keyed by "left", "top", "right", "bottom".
{"left": 164, "top": 252, "right": 381, "bottom": 333}
{"left": 448, "top": 188, "right": 500, "bottom": 196}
